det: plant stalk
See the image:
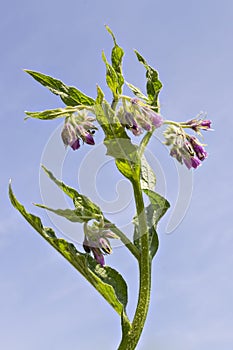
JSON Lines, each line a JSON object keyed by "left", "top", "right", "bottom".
{"left": 118, "top": 180, "right": 151, "bottom": 350}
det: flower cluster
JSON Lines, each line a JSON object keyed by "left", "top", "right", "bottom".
{"left": 61, "top": 110, "right": 97, "bottom": 150}
{"left": 164, "top": 126, "right": 209, "bottom": 169}
{"left": 117, "top": 98, "right": 163, "bottom": 135}
{"left": 83, "top": 221, "right": 119, "bottom": 266}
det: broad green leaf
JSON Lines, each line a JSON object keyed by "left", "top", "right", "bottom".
{"left": 25, "top": 106, "right": 79, "bottom": 120}
{"left": 143, "top": 189, "right": 170, "bottom": 224}
{"left": 94, "top": 102, "right": 140, "bottom": 181}
{"left": 9, "top": 183, "right": 128, "bottom": 315}
{"left": 25, "top": 70, "right": 95, "bottom": 106}
{"left": 140, "top": 155, "right": 156, "bottom": 191}
{"left": 126, "top": 82, "right": 149, "bottom": 102}
{"left": 42, "top": 166, "right": 103, "bottom": 222}
{"left": 134, "top": 51, "right": 162, "bottom": 110}
{"left": 105, "top": 25, "right": 124, "bottom": 95}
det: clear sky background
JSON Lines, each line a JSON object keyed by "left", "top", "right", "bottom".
{"left": 1, "top": 0, "right": 233, "bottom": 349}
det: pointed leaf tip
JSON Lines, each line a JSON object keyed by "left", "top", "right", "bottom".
{"left": 24, "top": 70, "right": 95, "bottom": 107}
{"left": 8, "top": 185, "right": 128, "bottom": 315}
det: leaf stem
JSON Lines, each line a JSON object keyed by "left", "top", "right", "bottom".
{"left": 118, "top": 179, "right": 151, "bottom": 350}
{"left": 138, "top": 129, "right": 154, "bottom": 158}
{"left": 163, "top": 120, "right": 191, "bottom": 128}
{"left": 111, "top": 97, "right": 119, "bottom": 110}
{"left": 103, "top": 218, "right": 140, "bottom": 260}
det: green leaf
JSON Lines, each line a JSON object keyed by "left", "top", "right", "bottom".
{"left": 25, "top": 70, "right": 95, "bottom": 106}
{"left": 143, "top": 189, "right": 170, "bottom": 224}
{"left": 94, "top": 102, "right": 140, "bottom": 181}
{"left": 140, "top": 155, "right": 156, "bottom": 191}
{"left": 133, "top": 204, "right": 159, "bottom": 259}
{"left": 126, "top": 82, "right": 149, "bottom": 102}
{"left": 9, "top": 182, "right": 128, "bottom": 315}
{"left": 133, "top": 189, "right": 169, "bottom": 259}
{"left": 144, "top": 192, "right": 169, "bottom": 260}
{"left": 96, "top": 85, "right": 105, "bottom": 105}
{"left": 134, "top": 51, "right": 162, "bottom": 109}
{"left": 34, "top": 204, "right": 87, "bottom": 223}
{"left": 102, "top": 51, "right": 119, "bottom": 98}
{"left": 115, "top": 159, "right": 138, "bottom": 180}
{"left": 25, "top": 106, "right": 79, "bottom": 120}
{"left": 149, "top": 226, "right": 159, "bottom": 259}
{"left": 145, "top": 204, "right": 159, "bottom": 259}
{"left": 105, "top": 25, "right": 124, "bottom": 95}
{"left": 42, "top": 166, "right": 103, "bottom": 222}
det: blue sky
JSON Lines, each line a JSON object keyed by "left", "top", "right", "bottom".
{"left": 1, "top": 0, "right": 233, "bottom": 349}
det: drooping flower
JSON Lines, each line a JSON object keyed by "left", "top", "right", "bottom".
{"left": 117, "top": 98, "right": 163, "bottom": 135}
{"left": 61, "top": 110, "right": 97, "bottom": 150}
{"left": 83, "top": 221, "right": 119, "bottom": 266}
{"left": 164, "top": 125, "right": 205, "bottom": 170}
{"left": 122, "top": 112, "right": 143, "bottom": 136}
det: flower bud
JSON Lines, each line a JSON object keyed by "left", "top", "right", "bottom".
{"left": 71, "top": 139, "right": 80, "bottom": 150}
{"left": 184, "top": 116, "right": 212, "bottom": 132}
{"left": 191, "top": 157, "right": 201, "bottom": 168}
{"left": 104, "top": 231, "right": 119, "bottom": 239}
{"left": 84, "top": 132, "right": 95, "bottom": 145}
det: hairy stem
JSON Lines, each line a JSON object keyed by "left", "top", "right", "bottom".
{"left": 118, "top": 180, "right": 151, "bottom": 350}
{"left": 111, "top": 97, "right": 119, "bottom": 110}
{"left": 163, "top": 120, "right": 192, "bottom": 128}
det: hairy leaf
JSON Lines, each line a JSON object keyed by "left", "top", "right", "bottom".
{"left": 126, "top": 82, "right": 149, "bottom": 102}
{"left": 149, "top": 226, "right": 159, "bottom": 259}
{"left": 42, "top": 166, "right": 103, "bottom": 222}
{"left": 140, "top": 155, "right": 156, "bottom": 191}
{"left": 134, "top": 51, "right": 162, "bottom": 110}
{"left": 133, "top": 189, "right": 169, "bottom": 258}
{"left": 9, "top": 183, "right": 128, "bottom": 315}
{"left": 25, "top": 70, "right": 95, "bottom": 106}
{"left": 143, "top": 189, "right": 170, "bottom": 224}
{"left": 133, "top": 204, "right": 159, "bottom": 259}
{"left": 25, "top": 106, "right": 79, "bottom": 120}
{"left": 34, "top": 204, "right": 87, "bottom": 223}
{"left": 102, "top": 51, "right": 119, "bottom": 98}
{"left": 105, "top": 25, "right": 124, "bottom": 95}
{"left": 96, "top": 85, "right": 105, "bottom": 105}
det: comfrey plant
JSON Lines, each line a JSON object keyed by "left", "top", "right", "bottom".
{"left": 9, "top": 26, "right": 212, "bottom": 349}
